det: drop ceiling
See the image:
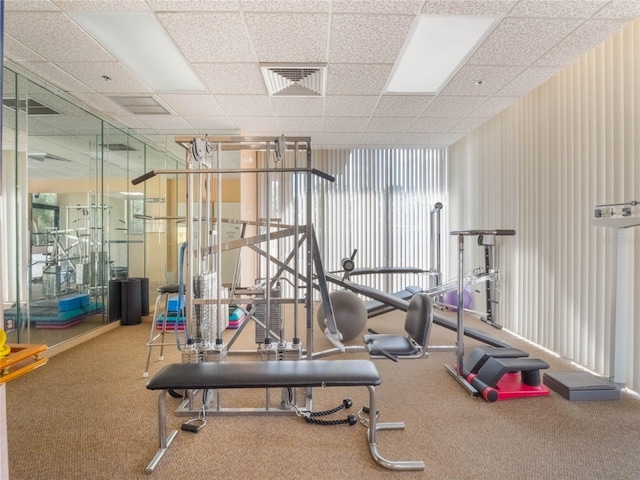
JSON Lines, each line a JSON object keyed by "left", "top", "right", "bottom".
{"left": 3, "top": 0, "right": 639, "bottom": 153}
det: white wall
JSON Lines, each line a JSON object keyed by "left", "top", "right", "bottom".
{"left": 448, "top": 19, "right": 640, "bottom": 390}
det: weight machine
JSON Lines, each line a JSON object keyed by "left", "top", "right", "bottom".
{"left": 133, "top": 135, "right": 345, "bottom": 415}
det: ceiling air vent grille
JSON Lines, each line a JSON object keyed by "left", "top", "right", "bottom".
{"left": 110, "top": 96, "right": 170, "bottom": 115}
{"left": 260, "top": 63, "right": 327, "bottom": 97}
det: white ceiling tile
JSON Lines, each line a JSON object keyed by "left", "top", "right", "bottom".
{"left": 110, "top": 115, "right": 156, "bottom": 130}
{"left": 436, "top": 133, "right": 467, "bottom": 145}
{"left": 323, "top": 117, "right": 369, "bottom": 132}
{"left": 320, "top": 132, "right": 363, "bottom": 145}
{"left": 53, "top": 0, "right": 150, "bottom": 10}
{"left": 278, "top": 116, "right": 325, "bottom": 133}
{"left": 421, "top": 0, "right": 517, "bottom": 16}
{"left": 157, "top": 94, "right": 226, "bottom": 117}
{"left": 5, "top": 12, "right": 115, "bottom": 62}
{"left": 194, "top": 63, "right": 266, "bottom": 94}
{"left": 137, "top": 114, "right": 195, "bottom": 130}
{"left": 4, "top": 37, "right": 46, "bottom": 62}
{"left": 5, "top": 1, "right": 631, "bottom": 153}
{"left": 421, "top": 96, "right": 489, "bottom": 117}
{"left": 471, "top": 96, "right": 519, "bottom": 117}
{"left": 332, "top": 0, "right": 423, "bottom": 14}
{"left": 536, "top": 19, "right": 632, "bottom": 66}
{"left": 271, "top": 97, "right": 325, "bottom": 117}
{"left": 366, "top": 117, "right": 414, "bottom": 133}
{"left": 449, "top": 117, "right": 491, "bottom": 134}
{"left": 359, "top": 132, "right": 401, "bottom": 145}
{"left": 398, "top": 133, "right": 449, "bottom": 146}
{"left": 183, "top": 116, "right": 237, "bottom": 130}
{"left": 508, "top": 1, "right": 610, "bottom": 18}
{"left": 326, "top": 64, "right": 393, "bottom": 95}
{"left": 245, "top": 13, "right": 329, "bottom": 63}
{"left": 158, "top": 13, "right": 256, "bottom": 62}
{"left": 324, "top": 95, "right": 379, "bottom": 116}
{"left": 5, "top": 0, "right": 58, "bottom": 11}
{"left": 240, "top": 0, "right": 329, "bottom": 12}
{"left": 148, "top": 0, "right": 241, "bottom": 11}
{"left": 439, "top": 65, "right": 526, "bottom": 96}
{"left": 70, "top": 92, "right": 132, "bottom": 116}
{"left": 17, "top": 62, "right": 94, "bottom": 93}
{"left": 595, "top": 1, "right": 640, "bottom": 18}
{"left": 230, "top": 116, "right": 280, "bottom": 131}
{"left": 372, "top": 95, "right": 435, "bottom": 117}
{"left": 215, "top": 95, "right": 275, "bottom": 116}
{"left": 329, "top": 14, "right": 414, "bottom": 63}
{"left": 56, "top": 61, "right": 152, "bottom": 94}
{"left": 496, "top": 66, "right": 561, "bottom": 96}
{"left": 468, "top": 18, "right": 584, "bottom": 66}
{"left": 408, "top": 117, "right": 460, "bottom": 133}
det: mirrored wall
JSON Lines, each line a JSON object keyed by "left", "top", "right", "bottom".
{"left": 1, "top": 66, "right": 183, "bottom": 349}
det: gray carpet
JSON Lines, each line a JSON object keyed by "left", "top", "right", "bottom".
{"left": 5, "top": 307, "right": 640, "bottom": 479}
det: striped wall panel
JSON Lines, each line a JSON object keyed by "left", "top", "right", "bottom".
{"left": 270, "top": 148, "right": 448, "bottom": 299}
{"left": 448, "top": 19, "right": 640, "bottom": 391}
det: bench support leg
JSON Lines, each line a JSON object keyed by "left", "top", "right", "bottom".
{"left": 146, "top": 391, "right": 178, "bottom": 474}
{"left": 366, "top": 385, "right": 425, "bottom": 471}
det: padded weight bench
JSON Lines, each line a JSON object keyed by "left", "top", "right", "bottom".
{"left": 145, "top": 359, "right": 424, "bottom": 473}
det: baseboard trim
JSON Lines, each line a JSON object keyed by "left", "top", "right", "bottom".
{"left": 44, "top": 321, "right": 122, "bottom": 358}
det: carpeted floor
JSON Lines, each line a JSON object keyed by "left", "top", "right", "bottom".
{"left": 5, "top": 306, "right": 640, "bottom": 480}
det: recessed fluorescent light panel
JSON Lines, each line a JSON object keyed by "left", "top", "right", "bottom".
{"left": 385, "top": 15, "right": 498, "bottom": 94}
{"left": 69, "top": 12, "right": 205, "bottom": 92}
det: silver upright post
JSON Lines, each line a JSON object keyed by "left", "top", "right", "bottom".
{"left": 305, "top": 142, "right": 313, "bottom": 360}
{"left": 185, "top": 149, "right": 193, "bottom": 343}
{"left": 456, "top": 233, "right": 465, "bottom": 372}
{"left": 264, "top": 142, "right": 271, "bottom": 346}
{"left": 429, "top": 202, "right": 442, "bottom": 288}
{"left": 293, "top": 142, "right": 300, "bottom": 346}
{"left": 216, "top": 142, "right": 223, "bottom": 346}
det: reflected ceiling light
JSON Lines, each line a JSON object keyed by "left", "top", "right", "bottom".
{"left": 385, "top": 15, "right": 498, "bottom": 94}
{"left": 120, "top": 191, "right": 144, "bottom": 196}
{"left": 69, "top": 12, "right": 205, "bottom": 92}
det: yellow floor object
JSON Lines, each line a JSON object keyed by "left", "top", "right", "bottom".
{"left": 0, "top": 344, "right": 48, "bottom": 384}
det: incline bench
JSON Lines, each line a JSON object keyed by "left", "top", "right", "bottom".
{"left": 145, "top": 359, "right": 425, "bottom": 473}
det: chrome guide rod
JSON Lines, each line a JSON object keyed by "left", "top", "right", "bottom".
{"left": 216, "top": 141, "right": 223, "bottom": 345}
{"left": 265, "top": 141, "right": 271, "bottom": 346}
{"left": 185, "top": 148, "right": 194, "bottom": 343}
{"left": 293, "top": 141, "right": 300, "bottom": 346}
{"left": 430, "top": 202, "right": 442, "bottom": 288}
{"left": 306, "top": 142, "right": 313, "bottom": 360}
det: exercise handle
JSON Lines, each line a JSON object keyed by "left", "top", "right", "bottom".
{"left": 132, "top": 170, "right": 157, "bottom": 185}
{"left": 310, "top": 168, "right": 335, "bottom": 182}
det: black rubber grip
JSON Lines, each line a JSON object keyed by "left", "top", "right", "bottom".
{"left": 181, "top": 423, "right": 201, "bottom": 433}
{"left": 310, "top": 168, "right": 336, "bottom": 182}
{"left": 131, "top": 170, "right": 157, "bottom": 185}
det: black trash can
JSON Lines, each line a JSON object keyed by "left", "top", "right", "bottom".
{"left": 130, "top": 277, "right": 149, "bottom": 316}
{"left": 108, "top": 278, "right": 142, "bottom": 325}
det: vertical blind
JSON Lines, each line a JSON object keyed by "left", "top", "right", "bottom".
{"left": 271, "top": 148, "right": 448, "bottom": 298}
{"left": 448, "top": 19, "right": 640, "bottom": 391}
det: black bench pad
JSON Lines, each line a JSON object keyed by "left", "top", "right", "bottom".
{"left": 146, "top": 359, "right": 382, "bottom": 391}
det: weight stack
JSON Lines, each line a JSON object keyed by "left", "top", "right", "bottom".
{"left": 255, "top": 283, "right": 282, "bottom": 344}
{"left": 192, "top": 272, "right": 217, "bottom": 345}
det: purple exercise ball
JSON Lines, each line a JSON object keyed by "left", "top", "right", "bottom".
{"left": 442, "top": 288, "right": 473, "bottom": 310}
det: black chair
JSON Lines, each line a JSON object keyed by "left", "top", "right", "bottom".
{"left": 363, "top": 292, "right": 433, "bottom": 361}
